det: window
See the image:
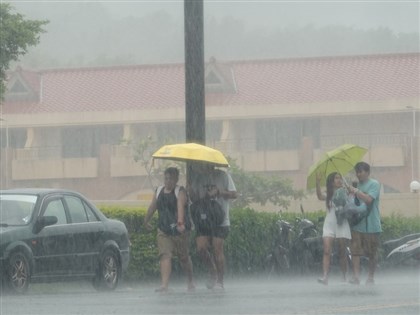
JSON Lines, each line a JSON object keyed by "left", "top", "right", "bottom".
{"left": 64, "top": 196, "right": 99, "bottom": 223}
{"left": 65, "top": 196, "right": 88, "bottom": 223}
{"left": 156, "top": 122, "right": 185, "bottom": 144}
{"left": 85, "top": 204, "right": 100, "bottom": 222}
{"left": 61, "top": 126, "right": 122, "bottom": 158}
{"left": 206, "top": 121, "right": 222, "bottom": 145}
{"left": 302, "top": 119, "right": 320, "bottom": 149}
{"left": 256, "top": 120, "right": 301, "bottom": 150}
{"left": 256, "top": 119, "right": 320, "bottom": 150}
{"left": 43, "top": 199, "right": 67, "bottom": 225}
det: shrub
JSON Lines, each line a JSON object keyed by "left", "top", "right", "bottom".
{"left": 100, "top": 205, "right": 420, "bottom": 281}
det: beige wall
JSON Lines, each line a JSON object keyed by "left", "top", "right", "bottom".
{"left": 12, "top": 158, "right": 98, "bottom": 180}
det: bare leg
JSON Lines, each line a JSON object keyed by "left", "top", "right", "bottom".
{"left": 158, "top": 254, "right": 171, "bottom": 291}
{"left": 367, "top": 253, "right": 376, "bottom": 283}
{"left": 366, "top": 235, "right": 378, "bottom": 284}
{"left": 319, "top": 237, "right": 333, "bottom": 284}
{"left": 196, "top": 236, "right": 217, "bottom": 287}
{"left": 179, "top": 255, "right": 195, "bottom": 290}
{"left": 349, "top": 231, "right": 361, "bottom": 285}
{"left": 212, "top": 237, "right": 225, "bottom": 287}
{"left": 351, "top": 255, "right": 361, "bottom": 284}
{"left": 337, "top": 238, "right": 348, "bottom": 281}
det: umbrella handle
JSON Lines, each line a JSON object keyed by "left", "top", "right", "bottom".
{"left": 341, "top": 175, "right": 350, "bottom": 189}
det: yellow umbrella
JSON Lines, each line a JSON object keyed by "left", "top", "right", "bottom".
{"left": 306, "top": 144, "right": 367, "bottom": 189}
{"left": 152, "top": 143, "right": 229, "bottom": 167}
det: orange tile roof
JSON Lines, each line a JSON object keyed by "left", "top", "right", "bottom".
{"left": 2, "top": 53, "right": 419, "bottom": 114}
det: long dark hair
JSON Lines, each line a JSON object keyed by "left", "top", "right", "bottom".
{"left": 326, "top": 172, "right": 339, "bottom": 211}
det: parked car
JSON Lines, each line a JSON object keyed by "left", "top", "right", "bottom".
{"left": 0, "top": 188, "right": 130, "bottom": 294}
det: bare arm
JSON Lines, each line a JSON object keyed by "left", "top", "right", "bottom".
{"left": 349, "top": 186, "right": 373, "bottom": 206}
{"left": 143, "top": 192, "right": 157, "bottom": 230}
{"left": 219, "top": 189, "right": 238, "bottom": 200}
{"left": 220, "top": 171, "right": 238, "bottom": 200}
{"left": 316, "top": 173, "right": 326, "bottom": 201}
{"left": 176, "top": 188, "right": 187, "bottom": 233}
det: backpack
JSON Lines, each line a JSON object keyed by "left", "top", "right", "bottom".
{"left": 156, "top": 185, "right": 191, "bottom": 235}
{"left": 190, "top": 197, "right": 225, "bottom": 233}
{"left": 344, "top": 195, "right": 370, "bottom": 227}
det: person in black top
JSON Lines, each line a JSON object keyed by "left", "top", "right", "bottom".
{"left": 188, "top": 163, "right": 237, "bottom": 290}
{"left": 144, "top": 167, "right": 194, "bottom": 292}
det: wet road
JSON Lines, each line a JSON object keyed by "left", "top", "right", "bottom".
{"left": 1, "top": 268, "right": 418, "bottom": 315}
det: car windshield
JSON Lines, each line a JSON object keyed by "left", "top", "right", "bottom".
{"left": 0, "top": 194, "right": 37, "bottom": 226}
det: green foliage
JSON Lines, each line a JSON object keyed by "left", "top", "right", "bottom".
{"left": 380, "top": 213, "right": 420, "bottom": 241}
{"left": 0, "top": 3, "right": 48, "bottom": 99}
{"left": 225, "top": 208, "right": 276, "bottom": 273}
{"left": 99, "top": 194, "right": 419, "bottom": 281}
{"left": 228, "top": 157, "right": 305, "bottom": 209}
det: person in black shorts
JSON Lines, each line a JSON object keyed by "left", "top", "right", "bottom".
{"left": 188, "top": 163, "right": 237, "bottom": 290}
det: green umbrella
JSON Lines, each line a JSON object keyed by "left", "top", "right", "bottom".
{"left": 306, "top": 144, "right": 368, "bottom": 189}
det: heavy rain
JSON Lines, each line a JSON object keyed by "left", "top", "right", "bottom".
{"left": 0, "top": 1, "right": 419, "bottom": 315}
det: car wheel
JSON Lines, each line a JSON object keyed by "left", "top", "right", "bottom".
{"left": 7, "top": 252, "right": 30, "bottom": 294}
{"left": 93, "top": 249, "right": 120, "bottom": 291}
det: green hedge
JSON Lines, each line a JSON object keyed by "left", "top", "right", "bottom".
{"left": 100, "top": 206, "right": 420, "bottom": 281}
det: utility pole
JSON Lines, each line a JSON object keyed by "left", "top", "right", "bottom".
{"left": 184, "top": 0, "right": 205, "bottom": 185}
{"left": 407, "top": 106, "right": 418, "bottom": 182}
{"left": 184, "top": 0, "right": 205, "bottom": 145}
{"left": 0, "top": 118, "right": 8, "bottom": 189}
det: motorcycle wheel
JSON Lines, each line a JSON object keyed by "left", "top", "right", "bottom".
{"left": 300, "top": 249, "right": 313, "bottom": 274}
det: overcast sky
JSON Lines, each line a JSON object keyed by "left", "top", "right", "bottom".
{"left": 7, "top": 0, "right": 419, "bottom": 68}
{"left": 11, "top": 0, "right": 420, "bottom": 34}
{"left": 106, "top": 1, "right": 419, "bottom": 33}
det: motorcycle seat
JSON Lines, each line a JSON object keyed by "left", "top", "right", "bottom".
{"left": 383, "top": 233, "right": 420, "bottom": 253}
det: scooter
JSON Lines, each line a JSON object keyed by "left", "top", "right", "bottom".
{"left": 265, "top": 206, "right": 321, "bottom": 275}
{"left": 265, "top": 218, "right": 293, "bottom": 275}
{"left": 383, "top": 233, "right": 420, "bottom": 267}
{"left": 289, "top": 205, "right": 322, "bottom": 274}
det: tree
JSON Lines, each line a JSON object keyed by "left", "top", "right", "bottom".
{"left": 227, "top": 157, "right": 305, "bottom": 209}
{"left": 0, "top": 3, "right": 47, "bottom": 100}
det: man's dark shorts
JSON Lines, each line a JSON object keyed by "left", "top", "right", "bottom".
{"left": 196, "top": 225, "right": 230, "bottom": 239}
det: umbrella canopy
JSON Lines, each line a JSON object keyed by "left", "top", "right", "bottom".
{"left": 152, "top": 143, "right": 229, "bottom": 167}
{"left": 306, "top": 144, "right": 367, "bottom": 189}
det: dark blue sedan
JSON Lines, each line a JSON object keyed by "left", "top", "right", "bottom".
{"left": 0, "top": 189, "right": 130, "bottom": 294}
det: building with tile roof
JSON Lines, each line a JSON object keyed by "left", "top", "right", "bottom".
{"left": 0, "top": 53, "right": 418, "bottom": 211}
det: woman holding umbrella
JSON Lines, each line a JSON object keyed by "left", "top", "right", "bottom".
{"left": 308, "top": 144, "right": 368, "bottom": 284}
{"left": 315, "top": 172, "right": 352, "bottom": 285}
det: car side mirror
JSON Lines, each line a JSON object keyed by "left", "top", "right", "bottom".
{"left": 33, "top": 216, "right": 58, "bottom": 233}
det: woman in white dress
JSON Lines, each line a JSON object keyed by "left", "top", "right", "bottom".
{"left": 316, "top": 172, "right": 351, "bottom": 285}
